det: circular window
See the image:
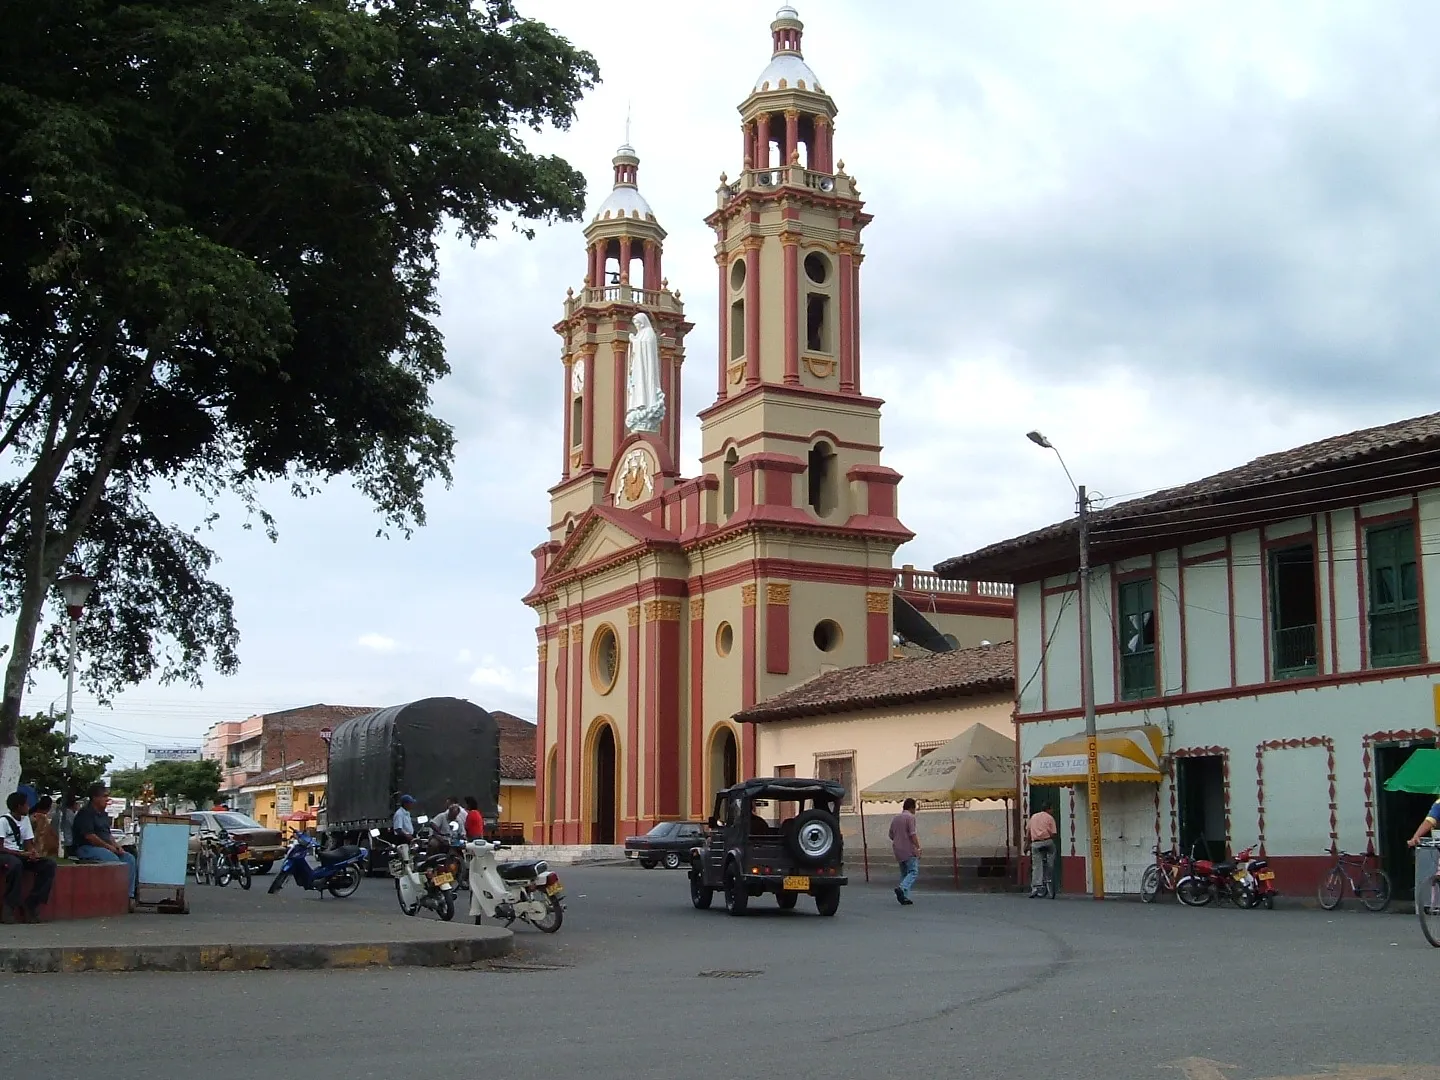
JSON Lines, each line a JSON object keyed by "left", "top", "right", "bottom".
{"left": 804, "top": 252, "right": 830, "bottom": 285}
{"left": 813, "top": 620, "right": 842, "bottom": 652}
{"left": 589, "top": 624, "right": 620, "bottom": 695}
{"left": 716, "top": 622, "right": 734, "bottom": 657}
{"left": 730, "top": 258, "right": 747, "bottom": 292}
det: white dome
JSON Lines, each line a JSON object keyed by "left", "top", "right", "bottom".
{"left": 594, "top": 184, "right": 653, "bottom": 221}
{"left": 754, "top": 52, "right": 822, "bottom": 93}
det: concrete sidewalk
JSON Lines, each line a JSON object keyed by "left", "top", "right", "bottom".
{"left": 0, "top": 878, "right": 512, "bottom": 973}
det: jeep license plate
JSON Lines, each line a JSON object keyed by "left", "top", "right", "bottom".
{"left": 783, "top": 875, "right": 810, "bottom": 891}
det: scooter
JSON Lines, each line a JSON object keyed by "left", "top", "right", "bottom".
{"left": 369, "top": 821, "right": 461, "bottom": 922}
{"left": 1231, "top": 844, "right": 1279, "bottom": 909}
{"left": 266, "top": 831, "right": 365, "bottom": 898}
{"left": 463, "top": 838, "right": 565, "bottom": 933}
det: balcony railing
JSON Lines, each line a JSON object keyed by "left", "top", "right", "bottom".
{"left": 716, "top": 166, "right": 858, "bottom": 207}
{"left": 564, "top": 285, "right": 684, "bottom": 317}
{"left": 893, "top": 568, "right": 1014, "bottom": 599}
{"left": 1272, "top": 623, "right": 1319, "bottom": 679}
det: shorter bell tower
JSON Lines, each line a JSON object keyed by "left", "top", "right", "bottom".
{"left": 549, "top": 144, "right": 691, "bottom": 541}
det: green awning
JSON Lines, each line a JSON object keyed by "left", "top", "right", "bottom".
{"left": 1384, "top": 749, "right": 1440, "bottom": 795}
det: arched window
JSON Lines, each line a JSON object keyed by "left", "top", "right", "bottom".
{"left": 722, "top": 447, "right": 739, "bottom": 517}
{"left": 571, "top": 396, "right": 583, "bottom": 446}
{"left": 807, "top": 441, "right": 837, "bottom": 517}
{"left": 729, "top": 299, "right": 745, "bottom": 362}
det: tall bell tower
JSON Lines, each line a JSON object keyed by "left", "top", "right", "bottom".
{"left": 550, "top": 144, "right": 690, "bottom": 542}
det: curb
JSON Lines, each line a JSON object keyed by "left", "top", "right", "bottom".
{"left": 0, "top": 931, "right": 513, "bottom": 974}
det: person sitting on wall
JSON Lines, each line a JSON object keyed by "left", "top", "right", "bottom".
{"left": 2, "top": 792, "right": 57, "bottom": 922}
{"left": 72, "top": 782, "right": 138, "bottom": 911}
{"left": 29, "top": 795, "right": 57, "bottom": 858}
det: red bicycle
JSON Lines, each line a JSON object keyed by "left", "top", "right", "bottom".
{"left": 1140, "top": 846, "right": 1184, "bottom": 904}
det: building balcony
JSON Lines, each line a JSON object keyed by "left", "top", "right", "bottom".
{"left": 717, "top": 166, "right": 859, "bottom": 207}
{"left": 1272, "top": 622, "right": 1319, "bottom": 679}
{"left": 564, "top": 285, "right": 683, "bottom": 318}
{"left": 894, "top": 567, "right": 1014, "bottom": 599}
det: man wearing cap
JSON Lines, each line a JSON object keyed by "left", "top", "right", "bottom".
{"left": 392, "top": 795, "right": 417, "bottom": 843}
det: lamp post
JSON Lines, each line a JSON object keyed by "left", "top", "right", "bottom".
{"left": 1026, "top": 431, "right": 1105, "bottom": 900}
{"left": 55, "top": 573, "right": 95, "bottom": 790}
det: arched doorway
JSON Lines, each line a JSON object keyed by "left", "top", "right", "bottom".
{"left": 709, "top": 725, "right": 739, "bottom": 795}
{"left": 591, "top": 723, "right": 618, "bottom": 844}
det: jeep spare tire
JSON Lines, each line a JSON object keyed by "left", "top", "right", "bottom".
{"left": 785, "top": 808, "right": 840, "bottom": 865}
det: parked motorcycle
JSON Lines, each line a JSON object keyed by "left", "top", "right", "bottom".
{"left": 1231, "top": 844, "right": 1278, "bottom": 909}
{"left": 462, "top": 838, "right": 565, "bottom": 933}
{"left": 266, "top": 831, "right": 365, "bottom": 898}
{"left": 212, "top": 830, "right": 253, "bottom": 890}
{"left": 369, "top": 822, "right": 461, "bottom": 922}
{"left": 1175, "top": 844, "right": 1254, "bottom": 908}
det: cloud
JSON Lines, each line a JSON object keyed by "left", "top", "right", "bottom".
{"left": 469, "top": 660, "right": 525, "bottom": 695}
{"left": 357, "top": 634, "right": 400, "bottom": 653}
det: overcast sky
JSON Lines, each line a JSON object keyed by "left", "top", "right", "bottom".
{"left": 20, "top": 0, "right": 1440, "bottom": 764}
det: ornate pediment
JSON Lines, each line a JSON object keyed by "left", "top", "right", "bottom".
{"left": 545, "top": 506, "right": 677, "bottom": 581}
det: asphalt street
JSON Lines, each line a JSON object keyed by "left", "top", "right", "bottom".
{"left": 4, "top": 864, "right": 1435, "bottom": 1080}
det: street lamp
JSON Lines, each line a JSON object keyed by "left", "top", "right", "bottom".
{"left": 55, "top": 573, "right": 94, "bottom": 793}
{"left": 1027, "top": 432, "right": 1105, "bottom": 900}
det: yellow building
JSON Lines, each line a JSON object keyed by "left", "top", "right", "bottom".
{"left": 239, "top": 765, "right": 326, "bottom": 831}
{"left": 524, "top": 8, "right": 1012, "bottom": 846}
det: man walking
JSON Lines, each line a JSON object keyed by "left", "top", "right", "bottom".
{"left": 889, "top": 798, "right": 921, "bottom": 905}
{"left": 1027, "top": 805, "right": 1059, "bottom": 897}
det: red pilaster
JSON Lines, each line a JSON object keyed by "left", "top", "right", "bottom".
{"left": 782, "top": 238, "right": 800, "bottom": 384}
{"left": 756, "top": 113, "right": 771, "bottom": 169}
{"left": 554, "top": 631, "right": 569, "bottom": 841}
{"left": 852, "top": 253, "right": 863, "bottom": 394}
{"left": 716, "top": 255, "right": 729, "bottom": 400}
{"left": 815, "top": 117, "right": 832, "bottom": 172}
{"left": 642, "top": 241, "right": 657, "bottom": 291}
{"left": 569, "top": 625, "right": 584, "bottom": 843}
{"left": 626, "top": 606, "right": 640, "bottom": 836}
{"left": 765, "top": 584, "right": 791, "bottom": 675}
{"left": 618, "top": 237, "right": 632, "bottom": 284}
{"left": 866, "top": 590, "right": 890, "bottom": 664}
{"left": 742, "top": 585, "right": 758, "bottom": 778}
{"left": 580, "top": 347, "right": 595, "bottom": 470}
{"left": 561, "top": 360, "right": 573, "bottom": 479}
{"left": 642, "top": 606, "right": 658, "bottom": 824}
{"left": 654, "top": 603, "right": 682, "bottom": 817}
{"left": 838, "top": 246, "right": 856, "bottom": 393}
{"left": 744, "top": 240, "right": 761, "bottom": 386}
{"left": 784, "top": 109, "right": 799, "bottom": 165}
{"left": 535, "top": 636, "right": 549, "bottom": 842}
{"left": 613, "top": 339, "right": 628, "bottom": 458}
{"left": 668, "top": 350, "right": 682, "bottom": 464}
{"left": 742, "top": 121, "right": 753, "bottom": 168}
{"left": 689, "top": 599, "right": 705, "bottom": 818}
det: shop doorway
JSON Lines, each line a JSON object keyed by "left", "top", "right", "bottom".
{"left": 1028, "top": 786, "right": 1064, "bottom": 892}
{"left": 1376, "top": 741, "right": 1437, "bottom": 900}
{"left": 1176, "top": 755, "right": 1227, "bottom": 862}
{"left": 591, "top": 724, "right": 617, "bottom": 844}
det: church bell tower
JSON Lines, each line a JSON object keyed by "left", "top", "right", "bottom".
{"left": 549, "top": 144, "right": 691, "bottom": 542}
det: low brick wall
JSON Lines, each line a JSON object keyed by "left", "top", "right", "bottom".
{"left": 20, "top": 862, "right": 130, "bottom": 921}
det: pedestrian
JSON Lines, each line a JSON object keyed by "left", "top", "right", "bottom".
{"left": 2, "top": 792, "right": 57, "bottom": 922}
{"left": 57, "top": 793, "right": 79, "bottom": 857}
{"left": 889, "top": 797, "right": 921, "bottom": 905}
{"left": 463, "top": 795, "right": 485, "bottom": 840}
{"left": 391, "top": 794, "right": 417, "bottom": 843}
{"left": 1027, "top": 805, "right": 1058, "bottom": 897}
{"left": 1406, "top": 796, "right": 1440, "bottom": 848}
{"left": 73, "top": 782, "right": 138, "bottom": 909}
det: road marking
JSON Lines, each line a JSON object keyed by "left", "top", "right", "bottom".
{"left": 1164, "top": 1057, "right": 1238, "bottom": 1080}
{"left": 1163, "top": 1060, "right": 1440, "bottom": 1080}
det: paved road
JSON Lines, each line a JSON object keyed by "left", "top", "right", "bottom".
{"left": 6, "top": 865, "right": 1435, "bottom": 1080}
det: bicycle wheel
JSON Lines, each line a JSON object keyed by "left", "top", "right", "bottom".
{"left": 1176, "top": 876, "right": 1212, "bottom": 907}
{"left": 1140, "top": 865, "right": 1160, "bottom": 904}
{"left": 1317, "top": 867, "right": 1344, "bottom": 910}
{"left": 1360, "top": 868, "right": 1392, "bottom": 912}
{"left": 1418, "top": 873, "right": 1440, "bottom": 948}
{"left": 195, "top": 853, "right": 211, "bottom": 885}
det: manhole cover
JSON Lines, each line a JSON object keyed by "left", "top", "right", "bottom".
{"left": 698, "top": 969, "right": 763, "bottom": 979}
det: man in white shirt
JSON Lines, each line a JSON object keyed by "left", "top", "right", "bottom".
{"left": 2, "top": 791, "right": 56, "bottom": 922}
{"left": 391, "top": 795, "right": 417, "bottom": 842}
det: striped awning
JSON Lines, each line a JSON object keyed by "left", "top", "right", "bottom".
{"left": 1027, "top": 725, "right": 1164, "bottom": 786}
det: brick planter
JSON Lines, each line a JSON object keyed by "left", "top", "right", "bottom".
{"left": 20, "top": 862, "right": 130, "bottom": 921}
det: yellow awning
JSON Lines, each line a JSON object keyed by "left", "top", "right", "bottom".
{"left": 1027, "top": 725, "right": 1164, "bottom": 786}
{"left": 858, "top": 723, "right": 1017, "bottom": 804}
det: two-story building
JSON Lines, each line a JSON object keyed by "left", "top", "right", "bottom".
{"left": 935, "top": 412, "right": 1440, "bottom": 897}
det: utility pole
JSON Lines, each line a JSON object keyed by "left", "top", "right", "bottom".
{"left": 1076, "top": 484, "right": 1105, "bottom": 899}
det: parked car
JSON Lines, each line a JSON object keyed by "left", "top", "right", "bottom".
{"left": 625, "top": 821, "right": 708, "bottom": 869}
{"left": 188, "top": 812, "right": 285, "bottom": 874}
{"left": 689, "top": 777, "right": 847, "bottom": 916}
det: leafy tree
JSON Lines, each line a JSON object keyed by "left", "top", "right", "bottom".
{"left": 106, "top": 766, "right": 148, "bottom": 801}
{"left": 0, "top": 0, "right": 599, "bottom": 771}
{"left": 15, "top": 711, "right": 111, "bottom": 797}
{"left": 146, "top": 759, "right": 223, "bottom": 809}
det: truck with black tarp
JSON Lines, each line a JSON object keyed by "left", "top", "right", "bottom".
{"left": 319, "top": 697, "right": 500, "bottom": 855}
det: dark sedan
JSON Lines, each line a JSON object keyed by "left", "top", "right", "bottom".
{"left": 624, "top": 821, "right": 707, "bottom": 869}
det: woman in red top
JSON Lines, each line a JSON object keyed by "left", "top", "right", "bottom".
{"left": 463, "top": 796, "right": 485, "bottom": 840}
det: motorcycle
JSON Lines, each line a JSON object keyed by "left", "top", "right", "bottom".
{"left": 462, "top": 838, "right": 565, "bottom": 933}
{"left": 1231, "top": 844, "right": 1278, "bottom": 909}
{"left": 369, "top": 821, "right": 461, "bottom": 922}
{"left": 266, "top": 831, "right": 365, "bottom": 898}
{"left": 212, "top": 830, "right": 253, "bottom": 890}
{"left": 1175, "top": 844, "right": 1254, "bottom": 908}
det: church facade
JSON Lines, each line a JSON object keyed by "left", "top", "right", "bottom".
{"left": 524, "top": 7, "right": 1011, "bottom": 844}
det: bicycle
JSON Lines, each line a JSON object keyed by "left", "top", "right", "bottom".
{"left": 1140, "top": 846, "right": 1184, "bottom": 904}
{"left": 1317, "top": 849, "right": 1391, "bottom": 912}
{"left": 1416, "top": 838, "right": 1440, "bottom": 948}
{"left": 192, "top": 831, "right": 222, "bottom": 886}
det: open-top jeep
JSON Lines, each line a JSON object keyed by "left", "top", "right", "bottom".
{"left": 689, "top": 777, "right": 848, "bottom": 916}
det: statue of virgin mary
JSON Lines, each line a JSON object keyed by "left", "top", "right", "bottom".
{"left": 625, "top": 312, "right": 666, "bottom": 433}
